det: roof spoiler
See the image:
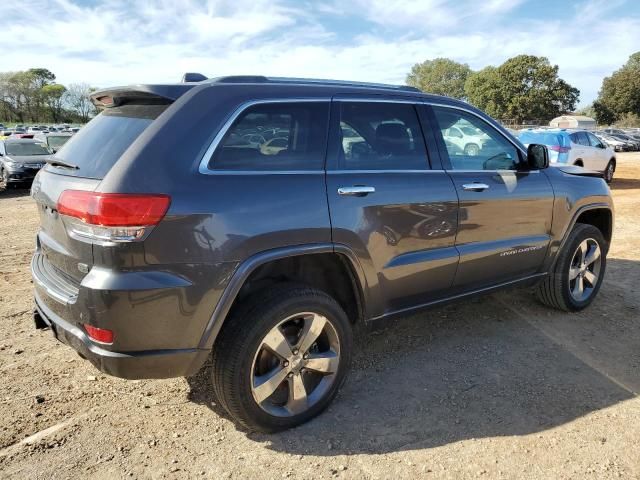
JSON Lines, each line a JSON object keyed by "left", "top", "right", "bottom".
{"left": 91, "top": 84, "right": 196, "bottom": 108}
{"left": 182, "top": 72, "right": 208, "bottom": 83}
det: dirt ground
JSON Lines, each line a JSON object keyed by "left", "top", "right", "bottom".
{"left": 1, "top": 154, "right": 639, "bottom": 479}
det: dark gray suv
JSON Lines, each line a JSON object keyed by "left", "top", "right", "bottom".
{"left": 31, "top": 75, "right": 613, "bottom": 432}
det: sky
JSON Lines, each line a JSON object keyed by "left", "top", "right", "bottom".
{"left": 1, "top": 0, "right": 639, "bottom": 107}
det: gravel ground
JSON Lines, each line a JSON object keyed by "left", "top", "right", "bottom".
{"left": 1, "top": 154, "right": 639, "bottom": 479}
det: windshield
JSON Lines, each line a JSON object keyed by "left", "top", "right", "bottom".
{"left": 51, "top": 104, "right": 168, "bottom": 179}
{"left": 5, "top": 142, "right": 51, "bottom": 156}
{"left": 47, "top": 136, "right": 71, "bottom": 148}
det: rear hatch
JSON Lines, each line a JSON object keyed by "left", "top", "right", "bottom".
{"left": 517, "top": 131, "right": 570, "bottom": 164}
{"left": 31, "top": 87, "right": 184, "bottom": 306}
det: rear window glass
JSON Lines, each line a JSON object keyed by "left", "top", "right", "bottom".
{"left": 48, "top": 104, "right": 167, "bottom": 178}
{"left": 5, "top": 142, "right": 50, "bottom": 156}
{"left": 210, "top": 102, "right": 329, "bottom": 171}
{"left": 517, "top": 131, "right": 565, "bottom": 146}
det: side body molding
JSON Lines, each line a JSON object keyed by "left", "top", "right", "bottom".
{"left": 198, "top": 243, "right": 370, "bottom": 349}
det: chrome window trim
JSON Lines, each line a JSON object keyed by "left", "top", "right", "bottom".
{"left": 327, "top": 169, "right": 444, "bottom": 174}
{"left": 197, "top": 96, "right": 529, "bottom": 175}
{"left": 198, "top": 98, "right": 331, "bottom": 175}
{"left": 446, "top": 169, "right": 540, "bottom": 174}
{"left": 201, "top": 170, "right": 325, "bottom": 176}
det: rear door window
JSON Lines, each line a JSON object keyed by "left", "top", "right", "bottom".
{"left": 335, "top": 101, "right": 429, "bottom": 170}
{"left": 49, "top": 104, "right": 167, "bottom": 179}
{"left": 570, "top": 132, "right": 590, "bottom": 146}
{"left": 210, "top": 102, "right": 329, "bottom": 171}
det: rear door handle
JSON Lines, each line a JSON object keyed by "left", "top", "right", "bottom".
{"left": 462, "top": 183, "right": 490, "bottom": 192}
{"left": 337, "top": 186, "right": 376, "bottom": 196}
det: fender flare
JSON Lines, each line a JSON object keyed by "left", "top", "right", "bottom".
{"left": 197, "top": 243, "right": 370, "bottom": 350}
{"left": 545, "top": 202, "right": 612, "bottom": 271}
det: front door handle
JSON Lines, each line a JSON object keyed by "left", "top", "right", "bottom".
{"left": 462, "top": 183, "right": 490, "bottom": 192}
{"left": 338, "top": 186, "right": 376, "bottom": 196}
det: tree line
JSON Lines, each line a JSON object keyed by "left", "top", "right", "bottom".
{"left": 406, "top": 53, "right": 640, "bottom": 127}
{"left": 0, "top": 68, "right": 98, "bottom": 124}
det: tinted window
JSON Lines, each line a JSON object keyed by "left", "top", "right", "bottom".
{"left": 433, "top": 107, "right": 520, "bottom": 170}
{"left": 570, "top": 132, "right": 590, "bottom": 146}
{"left": 49, "top": 104, "right": 167, "bottom": 179}
{"left": 5, "top": 142, "right": 51, "bottom": 155}
{"left": 211, "top": 102, "right": 329, "bottom": 171}
{"left": 336, "top": 102, "right": 428, "bottom": 170}
{"left": 47, "top": 136, "right": 71, "bottom": 149}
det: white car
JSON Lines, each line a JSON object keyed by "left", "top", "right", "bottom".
{"left": 517, "top": 129, "right": 616, "bottom": 183}
{"left": 443, "top": 124, "right": 489, "bottom": 156}
{"left": 259, "top": 137, "right": 289, "bottom": 155}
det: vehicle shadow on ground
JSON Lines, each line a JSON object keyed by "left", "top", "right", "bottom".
{"left": 0, "top": 186, "right": 31, "bottom": 199}
{"left": 610, "top": 176, "right": 640, "bottom": 190}
{"left": 187, "top": 258, "right": 639, "bottom": 455}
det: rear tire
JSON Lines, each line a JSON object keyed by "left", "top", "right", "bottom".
{"left": 604, "top": 159, "right": 615, "bottom": 183}
{"left": 536, "top": 223, "right": 607, "bottom": 312}
{"left": 211, "top": 284, "right": 352, "bottom": 432}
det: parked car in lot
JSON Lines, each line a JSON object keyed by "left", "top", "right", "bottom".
{"left": 609, "top": 133, "right": 640, "bottom": 151}
{"left": 442, "top": 123, "right": 489, "bottom": 156}
{"left": 0, "top": 138, "right": 51, "bottom": 187}
{"left": 33, "top": 132, "right": 72, "bottom": 153}
{"left": 518, "top": 129, "right": 616, "bottom": 182}
{"left": 594, "top": 133, "right": 628, "bottom": 152}
{"left": 31, "top": 75, "right": 614, "bottom": 432}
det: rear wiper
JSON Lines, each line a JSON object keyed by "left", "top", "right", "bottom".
{"left": 45, "top": 158, "right": 79, "bottom": 170}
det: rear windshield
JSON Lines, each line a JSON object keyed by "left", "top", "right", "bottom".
{"left": 6, "top": 142, "right": 51, "bottom": 156}
{"left": 47, "top": 136, "right": 71, "bottom": 149}
{"left": 49, "top": 104, "right": 167, "bottom": 178}
{"left": 517, "top": 131, "right": 566, "bottom": 146}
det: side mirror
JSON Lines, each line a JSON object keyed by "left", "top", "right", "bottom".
{"left": 527, "top": 144, "right": 549, "bottom": 170}
{"left": 597, "top": 143, "right": 606, "bottom": 149}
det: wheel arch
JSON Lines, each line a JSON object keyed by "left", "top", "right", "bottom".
{"left": 548, "top": 204, "right": 613, "bottom": 272}
{"left": 198, "top": 244, "right": 368, "bottom": 350}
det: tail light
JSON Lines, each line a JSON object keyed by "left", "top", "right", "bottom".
{"left": 57, "top": 190, "right": 170, "bottom": 243}
{"left": 84, "top": 324, "right": 114, "bottom": 344}
{"left": 549, "top": 145, "right": 571, "bottom": 153}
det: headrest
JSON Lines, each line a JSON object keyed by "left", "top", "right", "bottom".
{"left": 376, "top": 123, "right": 411, "bottom": 155}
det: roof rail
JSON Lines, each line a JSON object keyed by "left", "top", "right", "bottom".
{"left": 208, "top": 75, "right": 421, "bottom": 92}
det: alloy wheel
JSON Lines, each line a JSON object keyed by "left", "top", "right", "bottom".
{"left": 568, "top": 238, "right": 602, "bottom": 302}
{"left": 250, "top": 312, "right": 341, "bottom": 417}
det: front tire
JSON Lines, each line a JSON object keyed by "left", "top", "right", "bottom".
{"left": 211, "top": 284, "right": 352, "bottom": 432}
{"left": 464, "top": 143, "right": 480, "bottom": 156}
{"left": 536, "top": 223, "right": 607, "bottom": 312}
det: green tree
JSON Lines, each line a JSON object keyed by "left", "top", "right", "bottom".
{"left": 42, "top": 84, "right": 67, "bottom": 122}
{"left": 65, "top": 83, "right": 98, "bottom": 122}
{"left": 595, "top": 52, "right": 640, "bottom": 124}
{"left": 615, "top": 111, "right": 640, "bottom": 128}
{"left": 592, "top": 100, "right": 616, "bottom": 126}
{"left": 465, "top": 55, "right": 579, "bottom": 124}
{"left": 406, "top": 58, "right": 472, "bottom": 99}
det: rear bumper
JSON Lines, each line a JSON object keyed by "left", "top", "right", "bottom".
{"left": 34, "top": 291, "right": 210, "bottom": 380}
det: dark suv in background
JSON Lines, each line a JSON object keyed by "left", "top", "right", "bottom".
{"left": 31, "top": 75, "right": 613, "bottom": 432}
